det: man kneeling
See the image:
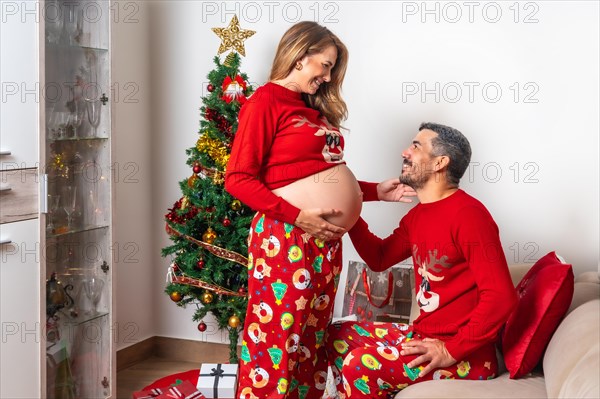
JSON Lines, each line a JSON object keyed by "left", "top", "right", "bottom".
{"left": 325, "top": 122, "right": 517, "bottom": 398}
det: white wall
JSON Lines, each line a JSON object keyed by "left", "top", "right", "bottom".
{"left": 332, "top": 0, "right": 600, "bottom": 316}
{"left": 149, "top": 2, "right": 223, "bottom": 342}
{"left": 143, "top": 1, "right": 599, "bottom": 342}
{"left": 113, "top": 1, "right": 155, "bottom": 350}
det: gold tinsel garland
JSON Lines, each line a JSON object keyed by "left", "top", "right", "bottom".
{"left": 193, "top": 162, "right": 225, "bottom": 185}
{"left": 166, "top": 223, "right": 248, "bottom": 297}
{"left": 196, "top": 135, "right": 229, "bottom": 170}
{"left": 171, "top": 274, "right": 246, "bottom": 297}
{"left": 166, "top": 223, "right": 248, "bottom": 266}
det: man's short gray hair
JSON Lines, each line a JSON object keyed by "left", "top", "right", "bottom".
{"left": 419, "top": 122, "right": 472, "bottom": 186}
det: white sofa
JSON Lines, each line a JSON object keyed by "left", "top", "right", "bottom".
{"left": 395, "top": 264, "right": 600, "bottom": 399}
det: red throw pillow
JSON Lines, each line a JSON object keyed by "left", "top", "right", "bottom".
{"left": 502, "top": 252, "right": 574, "bottom": 378}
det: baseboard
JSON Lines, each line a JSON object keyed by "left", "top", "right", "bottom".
{"left": 117, "top": 336, "right": 157, "bottom": 371}
{"left": 117, "top": 336, "right": 239, "bottom": 371}
{"left": 154, "top": 336, "right": 235, "bottom": 364}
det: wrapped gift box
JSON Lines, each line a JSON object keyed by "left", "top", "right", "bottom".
{"left": 131, "top": 387, "right": 164, "bottom": 399}
{"left": 166, "top": 381, "right": 205, "bottom": 399}
{"left": 196, "top": 363, "right": 238, "bottom": 399}
{"left": 133, "top": 381, "right": 205, "bottom": 399}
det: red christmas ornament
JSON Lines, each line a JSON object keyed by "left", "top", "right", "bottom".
{"left": 223, "top": 217, "right": 231, "bottom": 227}
{"left": 197, "top": 321, "right": 207, "bottom": 332}
{"left": 238, "top": 287, "right": 245, "bottom": 294}
{"left": 172, "top": 263, "right": 179, "bottom": 272}
{"left": 196, "top": 259, "right": 205, "bottom": 269}
{"left": 207, "top": 84, "right": 214, "bottom": 92}
{"left": 221, "top": 75, "right": 248, "bottom": 104}
{"left": 193, "top": 163, "right": 201, "bottom": 174}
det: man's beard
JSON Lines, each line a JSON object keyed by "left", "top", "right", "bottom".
{"left": 399, "top": 172, "right": 428, "bottom": 190}
{"left": 399, "top": 160, "right": 430, "bottom": 190}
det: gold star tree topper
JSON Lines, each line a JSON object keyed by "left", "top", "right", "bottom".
{"left": 212, "top": 15, "right": 255, "bottom": 57}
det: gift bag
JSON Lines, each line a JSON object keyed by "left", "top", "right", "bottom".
{"left": 342, "top": 260, "right": 414, "bottom": 323}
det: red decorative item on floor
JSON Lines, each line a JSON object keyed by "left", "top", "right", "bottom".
{"left": 163, "top": 380, "right": 204, "bottom": 398}
{"left": 139, "top": 370, "right": 200, "bottom": 395}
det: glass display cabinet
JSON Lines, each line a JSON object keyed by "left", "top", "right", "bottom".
{"left": 43, "top": 1, "right": 114, "bottom": 397}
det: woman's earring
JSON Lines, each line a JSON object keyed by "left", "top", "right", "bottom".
{"left": 295, "top": 63, "right": 303, "bottom": 71}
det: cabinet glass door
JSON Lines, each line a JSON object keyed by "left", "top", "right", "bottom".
{"left": 43, "top": 1, "right": 112, "bottom": 397}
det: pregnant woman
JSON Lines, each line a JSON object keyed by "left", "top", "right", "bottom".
{"left": 225, "top": 21, "right": 413, "bottom": 399}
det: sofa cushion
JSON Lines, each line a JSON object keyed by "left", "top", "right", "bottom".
{"left": 501, "top": 252, "right": 574, "bottom": 378}
{"left": 395, "top": 372, "right": 546, "bottom": 398}
{"left": 574, "top": 271, "right": 600, "bottom": 284}
{"left": 568, "top": 281, "right": 600, "bottom": 314}
{"left": 559, "top": 342, "right": 600, "bottom": 398}
{"left": 507, "top": 264, "right": 532, "bottom": 287}
{"left": 543, "top": 299, "right": 600, "bottom": 398}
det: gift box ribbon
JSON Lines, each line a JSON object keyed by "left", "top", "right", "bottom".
{"left": 169, "top": 383, "right": 204, "bottom": 399}
{"left": 199, "top": 364, "right": 236, "bottom": 398}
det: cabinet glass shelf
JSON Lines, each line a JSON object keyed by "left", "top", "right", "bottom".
{"left": 61, "top": 311, "right": 109, "bottom": 327}
{"left": 46, "top": 43, "right": 109, "bottom": 53}
{"left": 48, "top": 136, "right": 109, "bottom": 143}
{"left": 47, "top": 224, "right": 109, "bottom": 239}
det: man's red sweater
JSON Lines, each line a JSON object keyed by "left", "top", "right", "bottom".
{"left": 349, "top": 189, "right": 517, "bottom": 361}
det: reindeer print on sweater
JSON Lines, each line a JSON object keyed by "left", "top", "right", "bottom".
{"left": 413, "top": 247, "right": 453, "bottom": 313}
{"left": 291, "top": 115, "right": 344, "bottom": 164}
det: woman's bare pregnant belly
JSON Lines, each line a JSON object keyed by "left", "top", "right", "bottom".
{"left": 271, "top": 165, "right": 363, "bottom": 230}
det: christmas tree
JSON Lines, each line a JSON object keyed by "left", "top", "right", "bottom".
{"left": 162, "top": 16, "right": 255, "bottom": 363}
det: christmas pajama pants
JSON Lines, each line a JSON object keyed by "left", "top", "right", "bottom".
{"left": 325, "top": 321, "right": 498, "bottom": 398}
{"left": 238, "top": 213, "right": 343, "bottom": 399}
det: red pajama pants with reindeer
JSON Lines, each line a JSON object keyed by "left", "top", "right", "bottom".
{"left": 325, "top": 321, "right": 498, "bottom": 398}
{"left": 238, "top": 213, "right": 343, "bottom": 399}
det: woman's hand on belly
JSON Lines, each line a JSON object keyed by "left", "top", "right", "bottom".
{"left": 294, "top": 208, "right": 347, "bottom": 241}
{"left": 273, "top": 165, "right": 363, "bottom": 232}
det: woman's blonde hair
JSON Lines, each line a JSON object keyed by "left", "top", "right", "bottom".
{"left": 269, "top": 21, "right": 348, "bottom": 129}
